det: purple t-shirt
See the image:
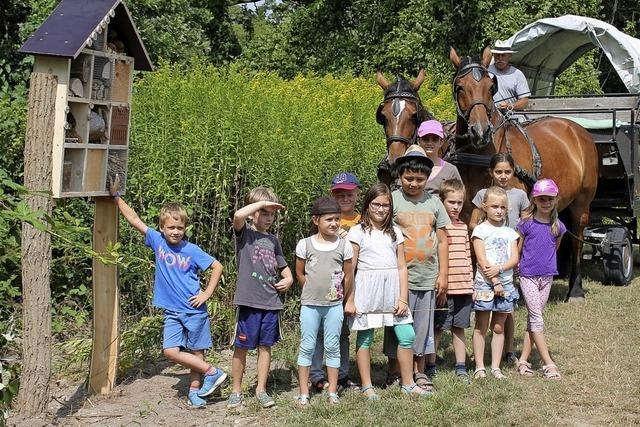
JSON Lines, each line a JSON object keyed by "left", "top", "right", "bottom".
{"left": 516, "top": 218, "right": 566, "bottom": 277}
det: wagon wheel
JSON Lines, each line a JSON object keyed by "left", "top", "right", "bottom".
{"left": 602, "top": 227, "right": 633, "bottom": 286}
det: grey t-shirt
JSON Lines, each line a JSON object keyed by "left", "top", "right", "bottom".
{"left": 295, "top": 237, "right": 352, "bottom": 306}
{"left": 472, "top": 187, "right": 530, "bottom": 229}
{"left": 233, "top": 224, "right": 288, "bottom": 310}
{"left": 488, "top": 64, "right": 531, "bottom": 105}
{"left": 426, "top": 160, "right": 462, "bottom": 195}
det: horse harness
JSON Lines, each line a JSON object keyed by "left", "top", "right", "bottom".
{"left": 376, "top": 83, "right": 428, "bottom": 147}
{"left": 448, "top": 60, "right": 542, "bottom": 187}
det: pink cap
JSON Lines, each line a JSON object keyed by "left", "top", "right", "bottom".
{"left": 417, "top": 120, "right": 444, "bottom": 138}
{"left": 532, "top": 178, "right": 559, "bottom": 197}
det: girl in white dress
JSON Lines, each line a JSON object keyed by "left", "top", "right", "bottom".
{"left": 345, "top": 183, "right": 430, "bottom": 399}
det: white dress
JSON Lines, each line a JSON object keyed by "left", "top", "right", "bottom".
{"left": 346, "top": 224, "right": 413, "bottom": 330}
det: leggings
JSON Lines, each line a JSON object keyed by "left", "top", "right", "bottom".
{"left": 519, "top": 276, "right": 553, "bottom": 332}
{"left": 356, "top": 324, "right": 415, "bottom": 350}
{"left": 297, "top": 304, "right": 344, "bottom": 367}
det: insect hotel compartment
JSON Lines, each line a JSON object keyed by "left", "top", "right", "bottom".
{"left": 89, "top": 105, "right": 110, "bottom": 144}
{"left": 110, "top": 107, "right": 129, "bottom": 145}
{"left": 68, "top": 54, "right": 92, "bottom": 99}
{"left": 107, "top": 150, "right": 127, "bottom": 194}
{"left": 66, "top": 102, "right": 90, "bottom": 144}
{"left": 84, "top": 149, "right": 108, "bottom": 192}
{"left": 112, "top": 59, "right": 132, "bottom": 103}
{"left": 92, "top": 56, "right": 113, "bottom": 101}
{"left": 62, "top": 148, "right": 85, "bottom": 193}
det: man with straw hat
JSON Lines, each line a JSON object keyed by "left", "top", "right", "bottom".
{"left": 489, "top": 40, "right": 531, "bottom": 110}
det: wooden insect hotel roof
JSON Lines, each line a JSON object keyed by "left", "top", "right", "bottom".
{"left": 19, "top": 0, "right": 153, "bottom": 71}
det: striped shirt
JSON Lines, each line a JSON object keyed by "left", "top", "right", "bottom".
{"left": 445, "top": 221, "right": 474, "bottom": 295}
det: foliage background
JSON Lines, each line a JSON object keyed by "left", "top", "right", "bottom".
{"left": 0, "top": 0, "right": 638, "bottom": 403}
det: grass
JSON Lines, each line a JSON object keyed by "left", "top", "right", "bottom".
{"left": 248, "top": 271, "right": 640, "bottom": 426}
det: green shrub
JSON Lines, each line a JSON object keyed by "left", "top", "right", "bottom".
{"left": 119, "top": 65, "right": 455, "bottom": 344}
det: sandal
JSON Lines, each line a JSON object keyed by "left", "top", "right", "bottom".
{"left": 401, "top": 383, "right": 432, "bottom": 398}
{"left": 473, "top": 368, "right": 486, "bottom": 379}
{"left": 542, "top": 364, "right": 562, "bottom": 380}
{"left": 516, "top": 361, "right": 534, "bottom": 376}
{"left": 491, "top": 367, "right": 506, "bottom": 379}
{"left": 360, "top": 385, "right": 380, "bottom": 401}
{"left": 413, "top": 373, "right": 435, "bottom": 392}
{"left": 328, "top": 392, "right": 340, "bottom": 405}
{"left": 295, "top": 394, "right": 309, "bottom": 407}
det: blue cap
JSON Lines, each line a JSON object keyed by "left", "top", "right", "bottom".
{"left": 331, "top": 172, "right": 361, "bottom": 191}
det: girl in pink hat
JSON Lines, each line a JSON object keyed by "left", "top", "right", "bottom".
{"left": 416, "top": 120, "right": 462, "bottom": 196}
{"left": 515, "top": 178, "right": 565, "bottom": 380}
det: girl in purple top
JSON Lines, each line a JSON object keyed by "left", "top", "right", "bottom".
{"left": 515, "top": 179, "right": 566, "bottom": 380}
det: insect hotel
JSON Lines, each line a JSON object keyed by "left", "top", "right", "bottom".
{"left": 19, "top": 0, "right": 152, "bottom": 395}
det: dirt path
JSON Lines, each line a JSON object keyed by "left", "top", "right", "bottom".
{"left": 9, "top": 349, "right": 296, "bottom": 427}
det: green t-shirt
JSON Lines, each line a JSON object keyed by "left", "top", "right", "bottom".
{"left": 392, "top": 189, "right": 451, "bottom": 290}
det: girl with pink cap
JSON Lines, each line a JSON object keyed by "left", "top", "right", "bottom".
{"left": 416, "top": 120, "right": 462, "bottom": 195}
{"left": 515, "top": 178, "right": 565, "bottom": 380}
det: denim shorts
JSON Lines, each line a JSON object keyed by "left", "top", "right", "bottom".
{"left": 473, "top": 280, "right": 519, "bottom": 313}
{"left": 233, "top": 305, "right": 281, "bottom": 349}
{"left": 163, "top": 310, "right": 212, "bottom": 351}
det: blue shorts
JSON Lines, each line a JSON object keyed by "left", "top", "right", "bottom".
{"left": 163, "top": 310, "right": 212, "bottom": 351}
{"left": 233, "top": 306, "right": 281, "bottom": 349}
{"left": 473, "top": 281, "right": 519, "bottom": 313}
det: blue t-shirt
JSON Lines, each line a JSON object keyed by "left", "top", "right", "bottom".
{"left": 145, "top": 228, "right": 215, "bottom": 313}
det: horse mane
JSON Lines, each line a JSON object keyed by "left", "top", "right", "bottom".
{"left": 383, "top": 76, "right": 433, "bottom": 122}
{"left": 457, "top": 55, "right": 482, "bottom": 70}
{"left": 383, "top": 77, "right": 416, "bottom": 97}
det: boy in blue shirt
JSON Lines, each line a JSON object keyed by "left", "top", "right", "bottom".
{"left": 112, "top": 189, "right": 226, "bottom": 408}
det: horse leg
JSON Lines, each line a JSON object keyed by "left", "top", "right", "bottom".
{"left": 377, "top": 157, "right": 393, "bottom": 188}
{"left": 566, "top": 202, "right": 590, "bottom": 302}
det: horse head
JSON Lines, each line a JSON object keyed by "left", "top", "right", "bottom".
{"left": 450, "top": 47, "right": 497, "bottom": 149}
{"left": 376, "top": 70, "right": 431, "bottom": 183}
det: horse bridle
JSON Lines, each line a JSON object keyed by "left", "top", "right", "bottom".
{"left": 376, "top": 89, "right": 425, "bottom": 146}
{"left": 452, "top": 62, "right": 498, "bottom": 123}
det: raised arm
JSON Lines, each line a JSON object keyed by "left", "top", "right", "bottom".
{"left": 114, "top": 197, "right": 148, "bottom": 236}
{"left": 233, "top": 201, "right": 284, "bottom": 232}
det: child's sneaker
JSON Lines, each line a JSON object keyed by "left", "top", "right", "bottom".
{"left": 188, "top": 390, "right": 207, "bottom": 408}
{"left": 256, "top": 391, "right": 276, "bottom": 408}
{"left": 197, "top": 368, "right": 227, "bottom": 397}
{"left": 226, "top": 392, "right": 243, "bottom": 409}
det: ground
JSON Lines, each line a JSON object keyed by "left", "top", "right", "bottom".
{"left": 8, "top": 264, "right": 640, "bottom": 426}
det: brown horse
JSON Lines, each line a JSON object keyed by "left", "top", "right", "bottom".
{"left": 449, "top": 46, "right": 598, "bottom": 300}
{"left": 375, "top": 70, "right": 432, "bottom": 185}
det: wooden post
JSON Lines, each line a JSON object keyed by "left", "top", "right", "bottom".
{"left": 17, "top": 73, "right": 56, "bottom": 416}
{"left": 88, "top": 198, "right": 120, "bottom": 394}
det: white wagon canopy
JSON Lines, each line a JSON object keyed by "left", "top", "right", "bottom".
{"left": 505, "top": 15, "right": 640, "bottom": 95}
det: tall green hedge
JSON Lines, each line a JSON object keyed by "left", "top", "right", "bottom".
{"left": 119, "top": 65, "right": 454, "bottom": 340}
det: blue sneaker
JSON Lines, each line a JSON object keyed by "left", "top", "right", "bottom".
{"left": 197, "top": 368, "right": 228, "bottom": 397}
{"left": 188, "top": 390, "right": 207, "bottom": 408}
